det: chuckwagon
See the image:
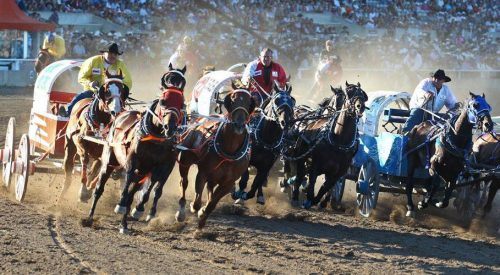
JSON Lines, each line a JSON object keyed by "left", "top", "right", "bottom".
{"left": 1, "top": 60, "right": 82, "bottom": 201}
{"left": 334, "top": 91, "right": 498, "bottom": 218}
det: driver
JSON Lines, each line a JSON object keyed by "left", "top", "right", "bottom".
{"left": 402, "top": 69, "right": 460, "bottom": 133}
{"left": 241, "top": 48, "right": 287, "bottom": 106}
{"left": 61, "top": 42, "right": 132, "bottom": 117}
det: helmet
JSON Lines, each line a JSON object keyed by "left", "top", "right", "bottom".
{"left": 47, "top": 32, "right": 55, "bottom": 43}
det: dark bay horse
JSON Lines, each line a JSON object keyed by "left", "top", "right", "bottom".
{"left": 34, "top": 48, "right": 54, "bottom": 74}
{"left": 233, "top": 84, "right": 295, "bottom": 204}
{"left": 471, "top": 132, "right": 499, "bottom": 216}
{"left": 175, "top": 82, "right": 255, "bottom": 229}
{"left": 405, "top": 92, "right": 493, "bottom": 217}
{"left": 288, "top": 83, "right": 368, "bottom": 208}
{"left": 82, "top": 66, "right": 187, "bottom": 233}
{"left": 62, "top": 70, "right": 129, "bottom": 202}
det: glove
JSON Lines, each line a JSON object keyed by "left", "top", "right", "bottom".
{"left": 90, "top": 80, "right": 100, "bottom": 90}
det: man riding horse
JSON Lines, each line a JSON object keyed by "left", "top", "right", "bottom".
{"left": 35, "top": 32, "right": 66, "bottom": 74}
{"left": 402, "top": 69, "right": 460, "bottom": 133}
{"left": 241, "top": 48, "right": 288, "bottom": 106}
{"left": 61, "top": 42, "right": 132, "bottom": 117}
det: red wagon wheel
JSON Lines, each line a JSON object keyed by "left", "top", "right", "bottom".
{"left": 1, "top": 117, "right": 15, "bottom": 188}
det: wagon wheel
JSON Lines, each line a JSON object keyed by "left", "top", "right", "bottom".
{"left": 13, "top": 134, "right": 32, "bottom": 202}
{"left": 356, "top": 158, "right": 380, "bottom": 217}
{"left": 329, "top": 176, "right": 346, "bottom": 209}
{"left": 1, "top": 117, "right": 15, "bottom": 188}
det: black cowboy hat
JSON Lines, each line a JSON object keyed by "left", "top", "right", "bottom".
{"left": 99, "top": 42, "right": 123, "bottom": 55}
{"left": 433, "top": 69, "right": 451, "bottom": 82}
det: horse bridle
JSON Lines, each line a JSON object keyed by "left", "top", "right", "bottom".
{"left": 228, "top": 89, "right": 253, "bottom": 122}
{"left": 344, "top": 85, "right": 367, "bottom": 118}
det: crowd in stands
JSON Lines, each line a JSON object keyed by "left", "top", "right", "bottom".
{"left": 9, "top": 0, "right": 499, "bottom": 78}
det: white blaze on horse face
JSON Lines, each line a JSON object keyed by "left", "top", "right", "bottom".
{"left": 108, "top": 83, "right": 121, "bottom": 116}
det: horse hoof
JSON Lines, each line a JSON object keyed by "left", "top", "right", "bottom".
{"left": 114, "top": 205, "right": 126, "bottom": 214}
{"left": 234, "top": 198, "right": 245, "bottom": 205}
{"left": 119, "top": 227, "right": 130, "bottom": 235}
{"left": 256, "top": 196, "right": 265, "bottom": 205}
{"left": 190, "top": 202, "right": 197, "bottom": 213}
{"left": 417, "top": 201, "right": 427, "bottom": 210}
{"left": 131, "top": 208, "right": 144, "bottom": 220}
{"left": 319, "top": 200, "right": 328, "bottom": 209}
{"left": 197, "top": 208, "right": 205, "bottom": 219}
{"left": 435, "top": 201, "right": 448, "bottom": 208}
{"left": 280, "top": 186, "right": 288, "bottom": 193}
{"left": 175, "top": 210, "right": 186, "bottom": 222}
{"left": 406, "top": 210, "right": 416, "bottom": 218}
{"left": 302, "top": 200, "right": 312, "bottom": 209}
{"left": 78, "top": 185, "right": 91, "bottom": 203}
{"left": 291, "top": 200, "right": 300, "bottom": 207}
{"left": 145, "top": 214, "right": 155, "bottom": 222}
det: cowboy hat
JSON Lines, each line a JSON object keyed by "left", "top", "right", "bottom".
{"left": 99, "top": 42, "right": 123, "bottom": 55}
{"left": 433, "top": 69, "right": 451, "bottom": 82}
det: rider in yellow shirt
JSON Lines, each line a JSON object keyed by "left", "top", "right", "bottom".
{"left": 61, "top": 42, "right": 132, "bottom": 116}
{"left": 42, "top": 32, "right": 66, "bottom": 59}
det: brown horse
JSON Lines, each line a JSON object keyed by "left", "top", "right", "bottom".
{"left": 405, "top": 92, "right": 493, "bottom": 217}
{"left": 471, "top": 132, "right": 499, "bottom": 216}
{"left": 61, "top": 70, "right": 129, "bottom": 202}
{"left": 34, "top": 48, "right": 54, "bottom": 74}
{"left": 83, "top": 66, "right": 186, "bottom": 233}
{"left": 287, "top": 83, "right": 368, "bottom": 208}
{"left": 175, "top": 82, "right": 255, "bottom": 229}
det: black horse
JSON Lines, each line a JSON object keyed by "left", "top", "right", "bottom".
{"left": 233, "top": 84, "right": 295, "bottom": 204}
{"left": 405, "top": 92, "right": 493, "bottom": 217}
{"left": 286, "top": 83, "right": 368, "bottom": 208}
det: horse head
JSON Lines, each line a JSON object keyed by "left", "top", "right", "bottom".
{"left": 97, "top": 69, "right": 129, "bottom": 117}
{"left": 35, "top": 48, "right": 53, "bottom": 74}
{"left": 345, "top": 81, "right": 369, "bottom": 117}
{"left": 467, "top": 92, "right": 493, "bottom": 132}
{"left": 270, "top": 83, "right": 296, "bottom": 129}
{"left": 162, "top": 63, "right": 187, "bottom": 90}
{"left": 224, "top": 80, "right": 255, "bottom": 134}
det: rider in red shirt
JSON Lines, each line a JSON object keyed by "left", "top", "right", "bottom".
{"left": 241, "top": 48, "right": 287, "bottom": 106}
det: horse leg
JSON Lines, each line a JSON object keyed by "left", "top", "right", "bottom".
{"left": 292, "top": 159, "right": 306, "bottom": 206}
{"left": 313, "top": 174, "right": 336, "bottom": 206}
{"left": 60, "top": 137, "right": 77, "bottom": 201}
{"left": 83, "top": 165, "right": 114, "bottom": 227}
{"left": 235, "top": 169, "right": 249, "bottom": 200}
{"left": 245, "top": 165, "right": 270, "bottom": 205}
{"left": 115, "top": 157, "right": 140, "bottom": 214}
{"left": 147, "top": 162, "right": 175, "bottom": 222}
{"left": 132, "top": 179, "right": 154, "bottom": 220}
{"left": 198, "top": 183, "right": 233, "bottom": 229}
{"left": 303, "top": 164, "right": 319, "bottom": 209}
{"left": 77, "top": 154, "right": 91, "bottom": 202}
{"left": 120, "top": 182, "right": 142, "bottom": 234}
{"left": 176, "top": 159, "right": 191, "bottom": 222}
{"left": 483, "top": 180, "right": 498, "bottom": 216}
{"left": 190, "top": 172, "right": 207, "bottom": 214}
{"left": 419, "top": 175, "right": 438, "bottom": 209}
{"left": 405, "top": 156, "right": 417, "bottom": 217}
{"left": 436, "top": 179, "right": 456, "bottom": 208}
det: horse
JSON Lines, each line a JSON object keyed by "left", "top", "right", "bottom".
{"left": 62, "top": 70, "right": 129, "bottom": 202}
{"left": 470, "top": 132, "right": 499, "bottom": 217}
{"left": 405, "top": 92, "right": 493, "bottom": 217}
{"left": 34, "top": 48, "right": 54, "bottom": 74}
{"left": 82, "top": 65, "right": 187, "bottom": 233}
{"left": 287, "top": 82, "right": 368, "bottom": 208}
{"left": 175, "top": 82, "right": 255, "bottom": 229}
{"left": 233, "top": 84, "right": 295, "bottom": 204}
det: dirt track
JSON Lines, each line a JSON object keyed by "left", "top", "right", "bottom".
{"left": 0, "top": 93, "right": 499, "bottom": 274}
